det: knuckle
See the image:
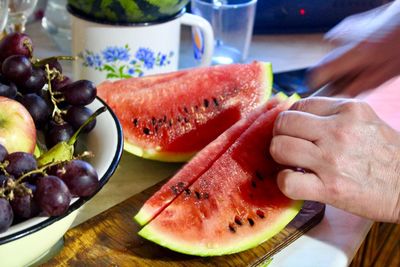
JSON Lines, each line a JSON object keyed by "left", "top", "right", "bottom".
{"left": 274, "top": 112, "right": 288, "bottom": 133}
{"left": 331, "top": 124, "right": 351, "bottom": 145}
{"left": 290, "top": 98, "right": 310, "bottom": 111}
{"left": 269, "top": 137, "right": 282, "bottom": 159}
{"left": 321, "top": 150, "right": 341, "bottom": 170}
{"left": 338, "top": 99, "right": 371, "bottom": 117}
{"left": 324, "top": 178, "right": 342, "bottom": 204}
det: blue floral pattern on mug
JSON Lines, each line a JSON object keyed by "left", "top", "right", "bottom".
{"left": 79, "top": 45, "right": 174, "bottom": 79}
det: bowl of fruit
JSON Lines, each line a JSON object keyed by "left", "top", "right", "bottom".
{"left": 0, "top": 33, "right": 123, "bottom": 267}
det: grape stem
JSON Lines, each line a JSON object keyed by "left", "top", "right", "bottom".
{"left": 44, "top": 64, "right": 64, "bottom": 123}
{"left": 33, "top": 56, "right": 77, "bottom": 68}
{"left": 68, "top": 106, "right": 107, "bottom": 146}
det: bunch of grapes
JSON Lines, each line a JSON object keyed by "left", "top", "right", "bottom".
{"left": 0, "top": 33, "right": 101, "bottom": 233}
{"left": 0, "top": 144, "right": 99, "bottom": 233}
{"left": 0, "top": 33, "right": 97, "bottom": 147}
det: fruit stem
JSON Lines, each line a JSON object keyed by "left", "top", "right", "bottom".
{"left": 44, "top": 64, "right": 64, "bottom": 123}
{"left": 68, "top": 106, "right": 107, "bottom": 146}
{"left": 33, "top": 56, "right": 77, "bottom": 68}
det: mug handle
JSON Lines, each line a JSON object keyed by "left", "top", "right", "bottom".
{"left": 180, "top": 13, "right": 214, "bottom": 67}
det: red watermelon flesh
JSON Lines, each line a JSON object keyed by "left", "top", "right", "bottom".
{"left": 134, "top": 95, "right": 285, "bottom": 226}
{"left": 98, "top": 70, "right": 190, "bottom": 98}
{"left": 97, "top": 62, "right": 272, "bottom": 162}
{"left": 137, "top": 96, "right": 303, "bottom": 256}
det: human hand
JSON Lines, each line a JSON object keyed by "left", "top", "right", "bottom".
{"left": 270, "top": 97, "right": 400, "bottom": 223}
{"left": 307, "top": 1, "right": 400, "bottom": 97}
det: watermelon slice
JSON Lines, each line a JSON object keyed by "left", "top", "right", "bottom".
{"left": 134, "top": 92, "right": 288, "bottom": 226}
{"left": 136, "top": 95, "right": 303, "bottom": 256}
{"left": 97, "top": 61, "right": 273, "bottom": 162}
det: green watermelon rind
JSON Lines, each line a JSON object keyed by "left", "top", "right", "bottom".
{"left": 123, "top": 62, "right": 273, "bottom": 162}
{"left": 138, "top": 200, "right": 303, "bottom": 256}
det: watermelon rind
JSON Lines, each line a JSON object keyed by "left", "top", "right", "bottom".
{"left": 124, "top": 142, "right": 196, "bottom": 163}
{"left": 124, "top": 62, "right": 274, "bottom": 162}
{"left": 138, "top": 200, "right": 303, "bottom": 256}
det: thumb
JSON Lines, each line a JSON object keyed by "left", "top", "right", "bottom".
{"left": 277, "top": 169, "right": 325, "bottom": 202}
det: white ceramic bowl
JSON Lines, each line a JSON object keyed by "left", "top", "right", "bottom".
{"left": 0, "top": 97, "right": 123, "bottom": 267}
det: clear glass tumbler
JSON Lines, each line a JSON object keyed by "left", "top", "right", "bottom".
{"left": 42, "top": 0, "right": 71, "bottom": 53}
{"left": 191, "top": 0, "right": 257, "bottom": 65}
{"left": 7, "top": 0, "right": 38, "bottom": 32}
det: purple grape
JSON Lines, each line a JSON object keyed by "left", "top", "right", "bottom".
{"left": 35, "top": 175, "right": 71, "bottom": 216}
{"left": 46, "top": 122, "right": 74, "bottom": 148}
{"left": 65, "top": 106, "right": 96, "bottom": 133}
{"left": 61, "top": 80, "right": 97, "bottom": 106}
{"left": 0, "top": 198, "right": 13, "bottom": 233}
{"left": 1, "top": 55, "right": 32, "bottom": 84}
{"left": 0, "top": 144, "right": 8, "bottom": 162}
{"left": 55, "top": 160, "right": 99, "bottom": 197}
{"left": 0, "top": 33, "right": 33, "bottom": 64}
{"left": 19, "top": 94, "right": 51, "bottom": 129}
{"left": 43, "top": 58, "right": 62, "bottom": 73}
{"left": 51, "top": 75, "right": 71, "bottom": 91}
{"left": 0, "top": 81, "right": 17, "bottom": 99}
{"left": 10, "top": 190, "right": 40, "bottom": 219}
{"left": 18, "top": 67, "right": 46, "bottom": 94}
{"left": 5, "top": 152, "right": 37, "bottom": 177}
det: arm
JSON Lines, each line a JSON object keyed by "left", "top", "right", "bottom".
{"left": 307, "top": 0, "right": 400, "bottom": 97}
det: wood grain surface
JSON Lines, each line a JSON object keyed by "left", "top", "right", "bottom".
{"left": 41, "top": 180, "right": 325, "bottom": 267}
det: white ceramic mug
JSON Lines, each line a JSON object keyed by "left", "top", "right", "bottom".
{"left": 69, "top": 8, "right": 214, "bottom": 85}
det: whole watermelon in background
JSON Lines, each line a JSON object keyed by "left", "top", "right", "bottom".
{"left": 97, "top": 61, "right": 273, "bottom": 162}
{"left": 135, "top": 94, "right": 303, "bottom": 256}
{"left": 67, "top": 0, "right": 189, "bottom": 23}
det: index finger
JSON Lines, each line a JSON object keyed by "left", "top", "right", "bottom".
{"left": 289, "top": 97, "right": 347, "bottom": 116}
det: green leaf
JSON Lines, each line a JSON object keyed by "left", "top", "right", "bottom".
{"left": 103, "top": 64, "right": 116, "bottom": 72}
{"left": 106, "top": 73, "right": 119, "bottom": 79}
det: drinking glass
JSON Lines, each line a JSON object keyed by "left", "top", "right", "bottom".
{"left": 191, "top": 0, "right": 257, "bottom": 65}
{"left": 7, "top": 0, "right": 37, "bottom": 33}
{"left": 0, "top": 0, "right": 9, "bottom": 34}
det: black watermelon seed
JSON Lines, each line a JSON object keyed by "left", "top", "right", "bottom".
{"left": 194, "top": 105, "right": 199, "bottom": 111}
{"left": 184, "top": 107, "right": 189, "bottom": 113}
{"left": 251, "top": 180, "right": 257, "bottom": 188}
{"left": 133, "top": 118, "right": 138, "bottom": 127}
{"left": 234, "top": 216, "right": 242, "bottom": 226}
{"left": 204, "top": 99, "right": 209, "bottom": 108}
{"left": 184, "top": 188, "right": 191, "bottom": 195}
{"left": 151, "top": 117, "right": 156, "bottom": 125}
{"left": 163, "top": 115, "right": 167, "bottom": 123}
{"left": 154, "top": 125, "right": 158, "bottom": 133}
{"left": 169, "top": 119, "right": 173, "bottom": 127}
{"left": 195, "top": 191, "right": 201, "bottom": 199}
{"left": 248, "top": 218, "right": 255, "bottom": 226}
{"left": 229, "top": 223, "right": 236, "bottom": 233}
{"left": 177, "top": 116, "right": 182, "bottom": 122}
{"left": 184, "top": 117, "right": 189, "bottom": 123}
{"left": 177, "top": 182, "right": 185, "bottom": 188}
{"left": 256, "top": 210, "right": 265, "bottom": 219}
{"left": 203, "top": 192, "right": 209, "bottom": 199}
{"left": 256, "top": 171, "right": 264, "bottom": 181}
{"left": 143, "top": 127, "right": 150, "bottom": 135}
{"left": 213, "top": 97, "right": 219, "bottom": 106}
{"left": 170, "top": 186, "right": 178, "bottom": 195}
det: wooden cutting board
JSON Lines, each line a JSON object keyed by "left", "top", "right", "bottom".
{"left": 41, "top": 180, "right": 325, "bottom": 267}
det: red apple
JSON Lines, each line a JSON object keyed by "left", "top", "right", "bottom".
{"left": 0, "top": 96, "right": 36, "bottom": 153}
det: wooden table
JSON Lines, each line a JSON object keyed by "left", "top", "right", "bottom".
{"left": 27, "top": 21, "right": 399, "bottom": 267}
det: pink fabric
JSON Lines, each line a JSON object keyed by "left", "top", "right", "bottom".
{"left": 361, "top": 76, "right": 400, "bottom": 131}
